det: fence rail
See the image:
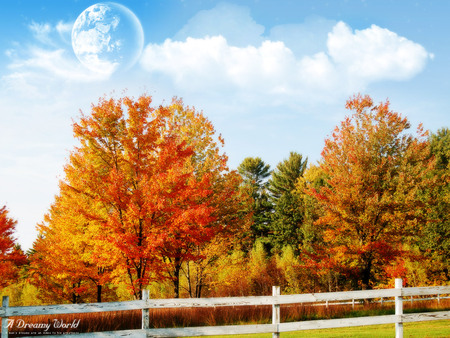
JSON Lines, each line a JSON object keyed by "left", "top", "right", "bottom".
{"left": 1, "top": 279, "right": 449, "bottom": 338}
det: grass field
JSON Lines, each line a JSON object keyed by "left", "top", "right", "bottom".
{"left": 193, "top": 320, "right": 449, "bottom": 337}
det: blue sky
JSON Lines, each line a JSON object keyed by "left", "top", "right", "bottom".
{"left": 1, "top": 0, "right": 448, "bottom": 250}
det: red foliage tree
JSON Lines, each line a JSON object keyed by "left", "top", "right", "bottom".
{"left": 0, "top": 206, "right": 27, "bottom": 287}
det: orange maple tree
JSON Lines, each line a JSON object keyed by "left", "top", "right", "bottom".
{"left": 30, "top": 190, "right": 116, "bottom": 303}
{"left": 0, "top": 206, "right": 27, "bottom": 288}
{"left": 307, "top": 94, "right": 433, "bottom": 289}
{"left": 35, "top": 94, "right": 248, "bottom": 300}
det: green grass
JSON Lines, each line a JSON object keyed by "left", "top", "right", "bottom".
{"left": 193, "top": 320, "right": 449, "bottom": 337}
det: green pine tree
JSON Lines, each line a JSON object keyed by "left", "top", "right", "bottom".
{"left": 268, "top": 152, "right": 307, "bottom": 252}
{"left": 238, "top": 157, "right": 273, "bottom": 244}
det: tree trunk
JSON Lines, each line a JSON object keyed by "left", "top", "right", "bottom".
{"left": 173, "top": 257, "right": 181, "bottom": 298}
{"left": 72, "top": 282, "right": 81, "bottom": 303}
{"left": 361, "top": 255, "right": 373, "bottom": 290}
{"left": 195, "top": 281, "right": 203, "bottom": 298}
{"left": 186, "top": 262, "right": 193, "bottom": 298}
{"left": 97, "top": 284, "right": 102, "bottom": 303}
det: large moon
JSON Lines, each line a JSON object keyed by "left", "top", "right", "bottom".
{"left": 72, "top": 2, "right": 144, "bottom": 75}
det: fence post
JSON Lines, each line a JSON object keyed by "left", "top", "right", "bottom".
{"left": 142, "top": 289, "right": 149, "bottom": 330}
{"left": 1, "top": 296, "right": 9, "bottom": 338}
{"left": 272, "top": 286, "right": 280, "bottom": 338}
{"left": 395, "top": 278, "right": 403, "bottom": 338}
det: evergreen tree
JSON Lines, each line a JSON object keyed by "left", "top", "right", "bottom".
{"left": 238, "top": 157, "right": 272, "bottom": 243}
{"left": 268, "top": 152, "right": 307, "bottom": 251}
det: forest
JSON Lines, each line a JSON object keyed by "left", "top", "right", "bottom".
{"left": 0, "top": 93, "right": 448, "bottom": 305}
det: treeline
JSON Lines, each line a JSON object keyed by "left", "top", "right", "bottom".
{"left": 0, "top": 94, "right": 448, "bottom": 305}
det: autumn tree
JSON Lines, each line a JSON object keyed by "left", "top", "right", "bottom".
{"left": 35, "top": 94, "right": 248, "bottom": 300}
{"left": 29, "top": 189, "right": 117, "bottom": 303}
{"left": 268, "top": 152, "right": 307, "bottom": 251}
{"left": 238, "top": 157, "right": 272, "bottom": 243}
{"left": 0, "top": 206, "right": 27, "bottom": 288}
{"left": 308, "top": 94, "right": 433, "bottom": 289}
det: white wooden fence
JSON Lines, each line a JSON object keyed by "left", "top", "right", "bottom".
{"left": 1, "top": 279, "right": 449, "bottom": 338}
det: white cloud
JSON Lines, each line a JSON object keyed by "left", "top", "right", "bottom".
{"left": 327, "top": 22, "right": 431, "bottom": 85}
{"left": 298, "top": 52, "right": 337, "bottom": 90}
{"left": 140, "top": 16, "right": 432, "bottom": 105}
{"left": 141, "top": 36, "right": 306, "bottom": 100}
